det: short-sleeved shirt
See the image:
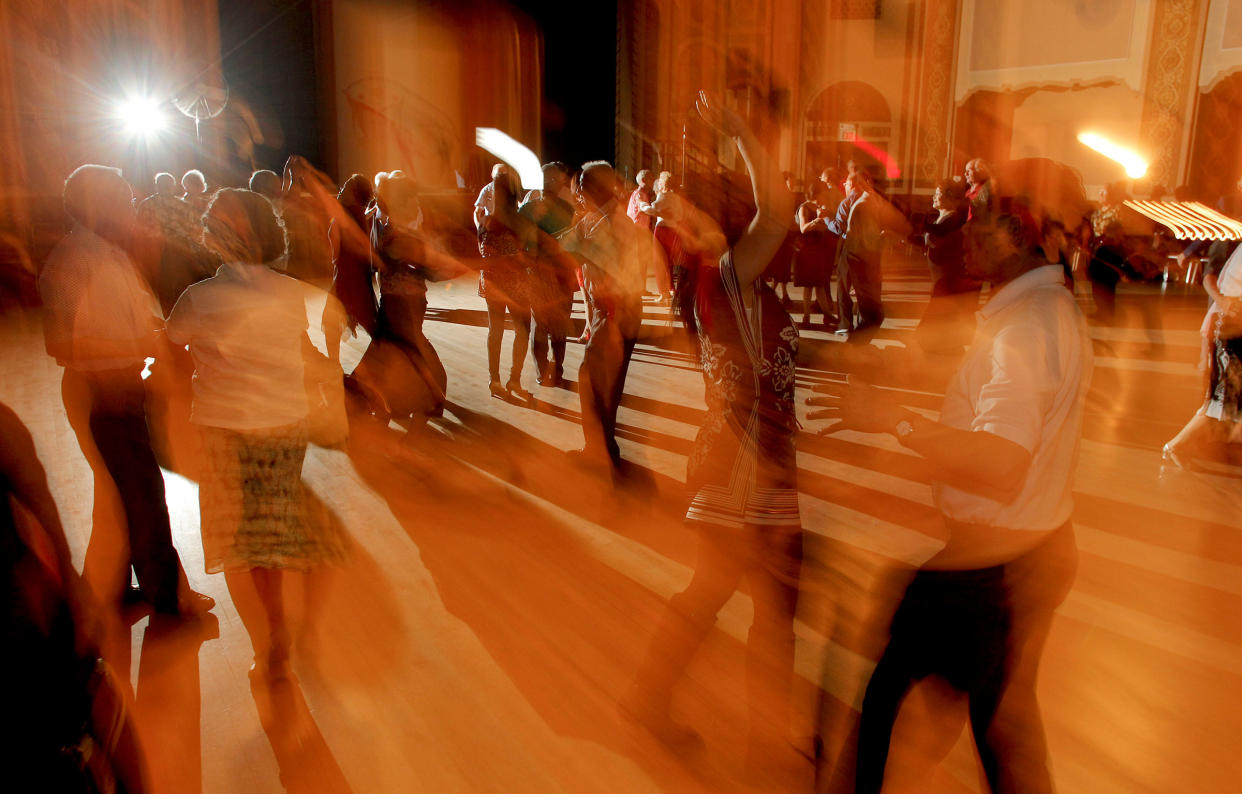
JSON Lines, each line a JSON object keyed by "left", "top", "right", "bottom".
{"left": 686, "top": 251, "right": 800, "bottom": 529}
{"left": 560, "top": 201, "right": 649, "bottom": 299}
{"left": 38, "top": 224, "right": 163, "bottom": 371}
{"left": 166, "top": 262, "right": 310, "bottom": 430}
{"left": 626, "top": 187, "right": 654, "bottom": 230}
{"left": 935, "top": 265, "right": 1093, "bottom": 531}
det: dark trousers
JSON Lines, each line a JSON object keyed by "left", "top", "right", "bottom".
{"left": 531, "top": 293, "right": 573, "bottom": 379}
{"left": 838, "top": 251, "right": 884, "bottom": 337}
{"left": 62, "top": 367, "right": 185, "bottom": 610}
{"left": 1089, "top": 279, "right": 1117, "bottom": 327}
{"left": 577, "top": 294, "right": 640, "bottom": 460}
{"left": 854, "top": 524, "right": 1076, "bottom": 794}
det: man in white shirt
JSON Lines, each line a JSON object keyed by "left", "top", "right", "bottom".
{"left": 561, "top": 161, "right": 652, "bottom": 467}
{"left": 809, "top": 167, "right": 1092, "bottom": 793}
{"left": 39, "top": 164, "right": 211, "bottom": 617}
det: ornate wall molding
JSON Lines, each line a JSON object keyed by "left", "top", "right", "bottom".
{"left": 914, "top": 0, "right": 958, "bottom": 187}
{"left": 1139, "top": 0, "right": 1205, "bottom": 188}
{"left": 1199, "top": 0, "right": 1242, "bottom": 90}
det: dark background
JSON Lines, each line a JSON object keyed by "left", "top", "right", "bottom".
{"left": 512, "top": 0, "right": 618, "bottom": 169}
{"left": 217, "top": 0, "right": 323, "bottom": 173}
{"left": 217, "top": 0, "right": 618, "bottom": 179}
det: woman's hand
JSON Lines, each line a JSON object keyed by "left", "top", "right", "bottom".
{"left": 806, "top": 377, "right": 908, "bottom": 436}
{"left": 695, "top": 90, "right": 750, "bottom": 140}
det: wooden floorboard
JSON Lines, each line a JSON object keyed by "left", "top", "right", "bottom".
{"left": 4, "top": 255, "right": 1240, "bottom": 793}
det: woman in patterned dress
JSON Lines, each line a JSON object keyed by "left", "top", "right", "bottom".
{"left": 623, "top": 92, "right": 802, "bottom": 762}
{"left": 167, "top": 189, "right": 344, "bottom": 682}
{"left": 478, "top": 172, "right": 537, "bottom": 399}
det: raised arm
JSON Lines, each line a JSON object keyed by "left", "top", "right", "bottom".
{"left": 695, "top": 91, "right": 794, "bottom": 289}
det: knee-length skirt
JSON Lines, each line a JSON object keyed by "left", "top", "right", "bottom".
{"left": 199, "top": 423, "right": 345, "bottom": 573}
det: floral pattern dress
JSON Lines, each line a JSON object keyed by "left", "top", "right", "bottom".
{"left": 686, "top": 251, "right": 801, "bottom": 530}
{"left": 478, "top": 218, "right": 531, "bottom": 309}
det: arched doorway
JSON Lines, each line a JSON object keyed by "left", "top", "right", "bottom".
{"left": 803, "top": 80, "right": 893, "bottom": 182}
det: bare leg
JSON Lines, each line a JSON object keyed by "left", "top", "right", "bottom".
{"left": 508, "top": 303, "right": 532, "bottom": 386}
{"left": 623, "top": 527, "right": 750, "bottom": 745}
{"left": 1165, "top": 410, "right": 1219, "bottom": 464}
{"left": 228, "top": 567, "right": 290, "bottom": 680}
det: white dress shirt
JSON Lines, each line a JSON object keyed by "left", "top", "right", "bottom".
{"left": 934, "top": 265, "right": 1093, "bottom": 531}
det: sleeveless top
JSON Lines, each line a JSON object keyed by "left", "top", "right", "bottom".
{"left": 686, "top": 250, "right": 801, "bottom": 530}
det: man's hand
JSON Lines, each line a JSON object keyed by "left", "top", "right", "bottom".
{"left": 806, "top": 377, "right": 908, "bottom": 436}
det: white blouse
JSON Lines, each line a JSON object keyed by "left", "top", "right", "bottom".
{"left": 166, "top": 262, "right": 310, "bottom": 430}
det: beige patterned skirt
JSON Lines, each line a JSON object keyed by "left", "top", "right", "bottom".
{"left": 199, "top": 422, "right": 345, "bottom": 573}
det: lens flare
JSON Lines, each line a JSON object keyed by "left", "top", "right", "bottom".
{"left": 1076, "top": 132, "right": 1147, "bottom": 179}
{"left": 116, "top": 95, "right": 168, "bottom": 139}
{"left": 474, "top": 128, "right": 543, "bottom": 191}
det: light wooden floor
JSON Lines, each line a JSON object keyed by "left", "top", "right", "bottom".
{"left": 4, "top": 257, "right": 1240, "bottom": 793}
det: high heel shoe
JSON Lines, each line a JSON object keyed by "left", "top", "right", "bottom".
{"left": 489, "top": 380, "right": 508, "bottom": 399}
{"left": 1161, "top": 443, "right": 1191, "bottom": 471}
{"left": 506, "top": 379, "right": 531, "bottom": 401}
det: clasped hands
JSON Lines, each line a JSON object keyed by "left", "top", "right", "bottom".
{"left": 805, "top": 376, "right": 911, "bottom": 437}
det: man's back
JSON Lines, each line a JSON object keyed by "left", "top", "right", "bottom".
{"left": 39, "top": 226, "right": 161, "bottom": 369}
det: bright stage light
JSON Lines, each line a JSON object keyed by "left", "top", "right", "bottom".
{"left": 116, "top": 95, "right": 168, "bottom": 139}
{"left": 474, "top": 128, "right": 543, "bottom": 191}
{"left": 1076, "top": 132, "right": 1148, "bottom": 179}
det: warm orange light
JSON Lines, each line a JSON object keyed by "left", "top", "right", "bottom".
{"left": 1077, "top": 132, "right": 1147, "bottom": 179}
{"left": 474, "top": 128, "right": 543, "bottom": 191}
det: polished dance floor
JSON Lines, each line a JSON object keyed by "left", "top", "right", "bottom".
{"left": 3, "top": 254, "right": 1238, "bottom": 793}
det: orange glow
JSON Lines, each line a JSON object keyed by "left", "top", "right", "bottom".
{"left": 1076, "top": 132, "right": 1148, "bottom": 178}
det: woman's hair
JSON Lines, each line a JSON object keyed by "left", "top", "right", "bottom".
{"left": 654, "top": 170, "right": 675, "bottom": 193}
{"left": 338, "top": 173, "right": 374, "bottom": 228}
{"left": 936, "top": 176, "right": 966, "bottom": 204}
{"left": 203, "top": 188, "right": 287, "bottom": 266}
{"left": 965, "top": 158, "right": 990, "bottom": 181}
{"left": 1102, "top": 181, "right": 1129, "bottom": 205}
